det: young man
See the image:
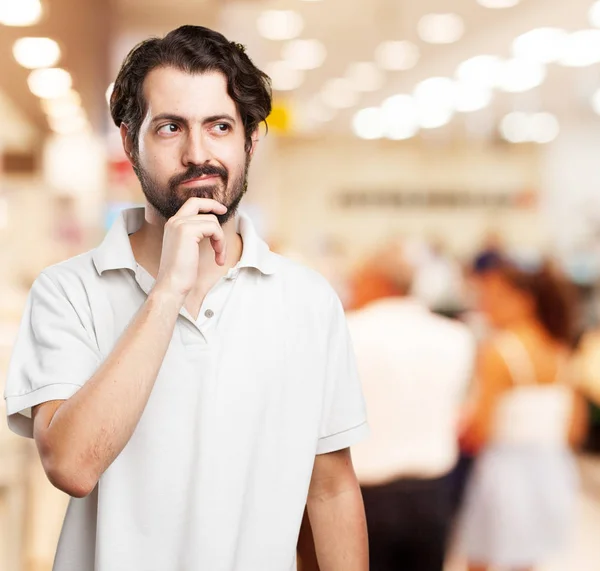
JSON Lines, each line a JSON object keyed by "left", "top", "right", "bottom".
{"left": 4, "top": 26, "right": 368, "bottom": 571}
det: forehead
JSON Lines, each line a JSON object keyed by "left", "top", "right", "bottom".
{"left": 142, "top": 67, "right": 239, "bottom": 120}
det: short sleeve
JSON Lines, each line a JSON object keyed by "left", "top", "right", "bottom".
{"left": 317, "top": 294, "right": 369, "bottom": 455}
{"left": 4, "top": 271, "right": 102, "bottom": 438}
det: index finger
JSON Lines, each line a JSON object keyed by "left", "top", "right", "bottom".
{"left": 175, "top": 197, "right": 228, "bottom": 218}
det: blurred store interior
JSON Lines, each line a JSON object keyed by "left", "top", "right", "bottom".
{"left": 3, "top": 0, "right": 600, "bottom": 570}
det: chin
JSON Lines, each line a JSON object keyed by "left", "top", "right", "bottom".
{"left": 182, "top": 186, "right": 220, "bottom": 201}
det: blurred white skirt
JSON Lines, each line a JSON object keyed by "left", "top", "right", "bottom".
{"left": 456, "top": 445, "right": 578, "bottom": 568}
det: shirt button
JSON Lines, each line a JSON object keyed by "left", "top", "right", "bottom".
{"left": 204, "top": 309, "right": 214, "bottom": 319}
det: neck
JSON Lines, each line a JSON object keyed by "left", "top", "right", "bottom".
{"left": 507, "top": 316, "right": 553, "bottom": 343}
{"left": 130, "top": 203, "right": 243, "bottom": 290}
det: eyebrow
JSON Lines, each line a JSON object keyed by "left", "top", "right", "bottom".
{"left": 150, "top": 113, "right": 237, "bottom": 127}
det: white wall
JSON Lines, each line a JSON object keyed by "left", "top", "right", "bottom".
{"left": 261, "top": 136, "right": 544, "bottom": 263}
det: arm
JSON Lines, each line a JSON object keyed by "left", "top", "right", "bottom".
{"left": 305, "top": 448, "right": 368, "bottom": 571}
{"left": 32, "top": 289, "right": 182, "bottom": 498}
{"left": 459, "top": 343, "right": 510, "bottom": 454}
{"left": 568, "top": 390, "right": 589, "bottom": 448}
{"left": 32, "top": 197, "right": 227, "bottom": 498}
{"left": 297, "top": 508, "right": 320, "bottom": 571}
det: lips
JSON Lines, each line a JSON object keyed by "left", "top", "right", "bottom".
{"left": 181, "top": 175, "right": 219, "bottom": 185}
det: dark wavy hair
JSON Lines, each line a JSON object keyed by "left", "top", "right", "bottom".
{"left": 110, "top": 25, "right": 272, "bottom": 153}
{"left": 474, "top": 253, "right": 578, "bottom": 345}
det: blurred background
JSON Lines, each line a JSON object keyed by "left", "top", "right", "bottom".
{"left": 2, "top": 0, "right": 600, "bottom": 570}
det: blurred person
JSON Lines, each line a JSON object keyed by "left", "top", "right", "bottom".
{"left": 3, "top": 26, "right": 368, "bottom": 571}
{"left": 411, "top": 237, "right": 465, "bottom": 316}
{"left": 347, "top": 242, "right": 476, "bottom": 571}
{"left": 458, "top": 254, "right": 587, "bottom": 571}
{"left": 573, "top": 327, "right": 600, "bottom": 406}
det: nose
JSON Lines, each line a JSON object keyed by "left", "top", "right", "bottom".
{"left": 181, "top": 127, "right": 211, "bottom": 167}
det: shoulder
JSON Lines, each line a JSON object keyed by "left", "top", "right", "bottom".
{"left": 32, "top": 250, "right": 99, "bottom": 303}
{"left": 431, "top": 313, "right": 476, "bottom": 346}
{"left": 420, "top": 312, "right": 477, "bottom": 354}
{"left": 267, "top": 252, "right": 342, "bottom": 309}
{"left": 476, "top": 336, "right": 512, "bottom": 379}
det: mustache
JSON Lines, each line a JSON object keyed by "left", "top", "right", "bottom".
{"left": 169, "top": 164, "right": 229, "bottom": 188}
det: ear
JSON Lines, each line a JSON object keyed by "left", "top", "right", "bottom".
{"left": 248, "top": 127, "right": 260, "bottom": 157}
{"left": 120, "top": 123, "right": 135, "bottom": 164}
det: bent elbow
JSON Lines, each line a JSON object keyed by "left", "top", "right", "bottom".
{"left": 45, "top": 462, "right": 97, "bottom": 498}
{"left": 40, "top": 447, "right": 98, "bottom": 498}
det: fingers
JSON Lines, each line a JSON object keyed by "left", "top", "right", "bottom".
{"left": 211, "top": 236, "right": 227, "bottom": 266}
{"left": 174, "top": 197, "right": 227, "bottom": 218}
{"left": 170, "top": 217, "right": 227, "bottom": 266}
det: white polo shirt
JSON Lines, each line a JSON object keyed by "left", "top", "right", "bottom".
{"left": 4, "top": 207, "right": 368, "bottom": 571}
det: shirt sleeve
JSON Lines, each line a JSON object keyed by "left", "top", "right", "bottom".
{"left": 4, "top": 271, "right": 102, "bottom": 438}
{"left": 316, "top": 294, "right": 369, "bottom": 455}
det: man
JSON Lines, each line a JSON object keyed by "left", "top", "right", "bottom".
{"left": 347, "top": 243, "right": 475, "bottom": 571}
{"left": 4, "top": 26, "right": 368, "bottom": 571}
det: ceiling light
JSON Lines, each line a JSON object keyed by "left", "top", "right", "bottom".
{"left": 321, "top": 78, "right": 359, "bottom": 109}
{"left": 454, "top": 82, "right": 492, "bottom": 112}
{"left": 497, "top": 58, "right": 546, "bottom": 92}
{"left": 477, "top": 0, "right": 520, "bottom": 8}
{"left": 27, "top": 68, "right": 73, "bottom": 99}
{"left": 499, "top": 111, "right": 559, "bottom": 143}
{"left": 414, "top": 77, "right": 456, "bottom": 111}
{"left": 512, "top": 28, "right": 568, "bottom": 64}
{"left": 352, "top": 107, "right": 385, "bottom": 140}
{"left": 592, "top": 88, "right": 600, "bottom": 115}
{"left": 418, "top": 13, "right": 465, "bottom": 44}
{"left": 456, "top": 55, "right": 503, "bottom": 89}
{"left": 345, "top": 62, "right": 385, "bottom": 92}
{"left": 374, "top": 41, "right": 420, "bottom": 71}
{"left": 589, "top": 1, "right": 600, "bottom": 28}
{"left": 387, "top": 124, "right": 419, "bottom": 141}
{"left": 558, "top": 29, "right": 600, "bottom": 67}
{"left": 500, "top": 112, "right": 530, "bottom": 143}
{"left": 257, "top": 10, "right": 304, "bottom": 41}
{"left": 41, "top": 89, "right": 81, "bottom": 111}
{"left": 265, "top": 61, "right": 304, "bottom": 91}
{"left": 381, "top": 95, "right": 419, "bottom": 140}
{"left": 529, "top": 112, "right": 559, "bottom": 143}
{"left": 281, "top": 39, "right": 326, "bottom": 70}
{"left": 13, "top": 37, "right": 61, "bottom": 69}
{"left": 412, "top": 78, "right": 456, "bottom": 129}
{"left": 48, "top": 114, "right": 90, "bottom": 136}
{"left": 42, "top": 97, "right": 84, "bottom": 120}
{"left": 0, "top": 0, "right": 42, "bottom": 26}
{"left": 418, "top": 108, "right": 454, "bottom": 130}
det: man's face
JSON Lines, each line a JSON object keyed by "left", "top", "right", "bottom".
{"left": 128, "top": 67, "right": 253, "bottom": 224}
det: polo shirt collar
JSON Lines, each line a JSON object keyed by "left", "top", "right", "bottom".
{"left": 92, "top": 206, "right": 277, "bottom": 276}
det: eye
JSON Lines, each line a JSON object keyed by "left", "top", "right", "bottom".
{"left": 157, "top": 123, "right": 179, "bottom": 135}
{"left": 212, "top": 123, "right": 231, "bottom": 135}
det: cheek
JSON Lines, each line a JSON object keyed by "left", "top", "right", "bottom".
{"left": 217, "top": 149, "right": 247, "bottom": 178}
{"left": 210, "top": 132, "right": 247, "bottom": 167}
{"left": 139, "top": 138, "right": 180, "bottom": 180}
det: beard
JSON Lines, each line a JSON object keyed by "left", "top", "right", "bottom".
{"left": 133, "top": 155, "right": 250, "bottom": 225}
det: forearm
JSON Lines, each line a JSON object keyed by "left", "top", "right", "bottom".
{"left": 41, "top": 288, "right": 181, "bottom": 489}
{"left": 306, "top": 483, "right": 368, "bottom": 571}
